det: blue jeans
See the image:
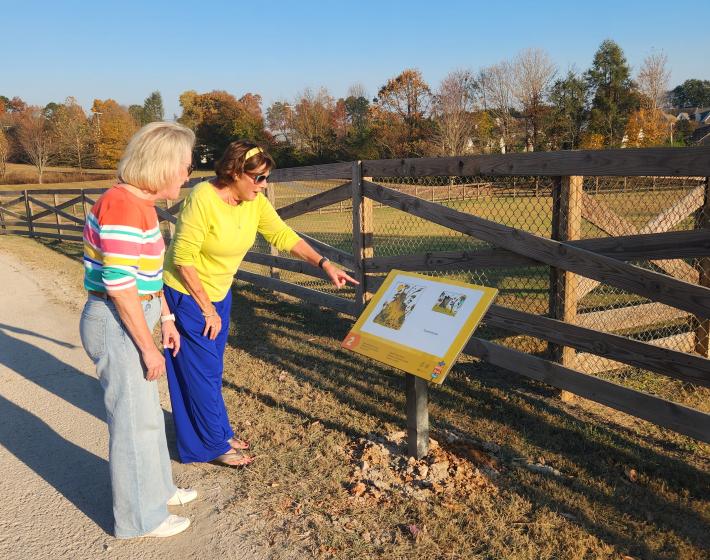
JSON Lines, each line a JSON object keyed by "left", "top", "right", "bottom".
{"left": 79, "top": 294, "right": 176, "bottom": 538}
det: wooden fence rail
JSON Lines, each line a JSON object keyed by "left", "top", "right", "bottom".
{"left": 2, "top": 146, "right": 709, "bottom": 449}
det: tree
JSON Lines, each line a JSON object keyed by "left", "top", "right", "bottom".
{"left": 142, "top": 91, "right": 164, "bottom": 123}
{"left": 637, "top": 52, "right": 670, "bottom": 110}
{"left": 433, "top": 69, "right": 477, "bottom": 155}
{"left": 178, "top": 90, "right": 267, "bottom": 164}
{"left": 91, "top": 99, "right": 138, "bottom": 168}
{"left": 375, "top": 69, "right": 433, "bottom": 157}
{"left": 128, "top": 104, "right": 145, "bottom": 126}
{"left": 511, "top": 48, "right": 557, "bottom": 150}
{"left": 53, "top": 97, "right": 93, "bottom": 170}
{"left": 546, "top": 69, "right": 588, "bottom": 149}
{"left": 16, "top": 106, "right": 59, "bottom": 183}
{"left": 0, "top": 127, "right": 9, "bottom": 178}
{"left": 670, "top": 79, "right": 710, "bottom": 108}
{"left": 624, "top": 108, "right": 670, "bottom": 147}
{"left": 289, "top": 88, "right": 338, "bottom": 161}
{"left": 266, "top": 101, "right": 293, "bottom": 143}
{"left": 585, "top": 39, "right": 640, "bottom": 147}
{"left": 476, "top": 62, "right": 515, "bottom": 153}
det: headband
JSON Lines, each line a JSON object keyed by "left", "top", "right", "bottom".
{"left": 244, "top": 147, "right": 263, "bottom": 161}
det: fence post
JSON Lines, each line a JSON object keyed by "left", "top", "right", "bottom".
{"left": 694, "top": 177, "right": 710, "bottom": 357}
{"left": 352, "top": 161, "right": 373, "bottom": 310}
{"left": 53, "top": 193, "right": 63, "bottom": 237}
{"left": 406, "top": 373, "right": 429, "bottom": 459}
{"left": 23, "top": 191, "right": 34, "bottom": 237}
{"left": 81, "top": 190, "right": 90, "bottom": 225}
{"left": 0, "top": 194, "right": 6, "bottom": 231}
{"left": 266, "top": 184, "right": 281, "bottom": 279}
{"left": 164, "top": 199, "right": 175, "bottom": 242}
{"left": 549, "top": 176, "right": 583, "bottom": 401}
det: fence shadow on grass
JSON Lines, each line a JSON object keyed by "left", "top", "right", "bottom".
{"left": 226, "top": 284, "right": 710, "bottom": 558}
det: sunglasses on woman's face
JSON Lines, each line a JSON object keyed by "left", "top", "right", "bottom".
{"left": 246, "top": 171, "right": 269, "bottom": 184}
{"left": 187, "top": 164, "right": 194, "bottom": 175}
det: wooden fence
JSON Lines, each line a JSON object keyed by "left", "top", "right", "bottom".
{"left": 2, "top": 146, "right": 710, "bottom": 454}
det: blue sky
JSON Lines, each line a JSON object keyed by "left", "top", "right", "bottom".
{"left": 3, "top": 0, "right": 708, "bottom": 118}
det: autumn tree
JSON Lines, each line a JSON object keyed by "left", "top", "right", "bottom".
{"left": 624, "top": 108, "right": 670, "bottom": 147}
{"left": 375, "top": 69, "right": 433, "bottom": 157}
{"left": 266, "top": 101, "right": 293, "bottom": 143}
{"left": 511, "top": 48, "right": 557, "bottom": 150}
{"left": 16, "top": 106, "right": 59, "bottom": 183}
{"left": 289, "top": 88, "right": 338, "bottom": 161}
{"left": 91, "top": 99, "right": 138, "bottom": 168}
{"left": 585, "top": 39, "right": 640, "bottom": 147}
{"left": 0, "top": 128, "right": 9, "bottom": 178}
{"left": 53, "top": 97, "right": 94, "bottom": 170}
{"left": 546, "top": 69, "right": 588, "bottom": 149}
{"left": 432, "top": 69, "right": 477, "bottom": 155}
{"left": 178, "top": 90, "right": 267, "bottom": 163}
{"left": 637, "top": 52, "right": 670, "bottom": 110}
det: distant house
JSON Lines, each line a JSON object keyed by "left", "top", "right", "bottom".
{"left": 694, "top": 108, "right": 710, "bottom": 125}
{"left": 691, "top": 124, "right": 710, "bottom": 145}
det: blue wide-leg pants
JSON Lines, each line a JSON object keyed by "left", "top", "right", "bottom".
{"left": 164, "top": 285, "right": 234, "bottom": 463}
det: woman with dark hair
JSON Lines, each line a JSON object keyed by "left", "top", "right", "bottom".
{"left": 162, "top": 140, "right": 357, "bottom": 467}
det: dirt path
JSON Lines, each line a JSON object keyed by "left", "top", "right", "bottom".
{"left": 0, "top": 237, "right": 261, "bottom": 560}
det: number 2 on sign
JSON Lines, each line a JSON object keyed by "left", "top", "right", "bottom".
{"left": 341, "top": 333, "right": 361, "bottom": 349}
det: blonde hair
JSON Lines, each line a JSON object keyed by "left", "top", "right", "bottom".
{"left": 117, "top": 122, "right": 195, "bottom": 193}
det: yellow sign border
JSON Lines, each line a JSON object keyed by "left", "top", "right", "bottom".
{"left": 342, "top": 270, "right": 498, "bottom": 384}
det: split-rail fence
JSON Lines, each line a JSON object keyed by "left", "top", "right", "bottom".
{"left": 2, "top": 146, "right": 709, "bottom": 454}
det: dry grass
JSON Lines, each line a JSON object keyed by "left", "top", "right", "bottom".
{"left": 2, "top": 206, "right": 709, "bottom": 559}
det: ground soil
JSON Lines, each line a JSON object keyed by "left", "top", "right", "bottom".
{"left": 0, "top": 236, "right": 262, "bottom": 560}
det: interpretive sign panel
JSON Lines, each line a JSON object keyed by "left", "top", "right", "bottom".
{"left": 341, "top": 270, "right": 498, "bottom": 384}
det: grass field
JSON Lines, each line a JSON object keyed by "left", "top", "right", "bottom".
{"left": 3, "top": 233, "right": 707, "bottom": 560}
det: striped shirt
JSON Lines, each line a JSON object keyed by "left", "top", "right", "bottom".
{"left": 83, "top": 185, "right": 165, "bottom": 295}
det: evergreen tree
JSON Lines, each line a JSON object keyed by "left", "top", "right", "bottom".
{"left": 143, "top": 91, "right": 164, "bottom": 123}
{"left": 670, "top": 79, "right": 710, "bottom": 108}
{"left": 585, "top": 40, "right": 640, "bottom": 147}
{"left": 546, "top": 70, "right": 588, "bottom": 149}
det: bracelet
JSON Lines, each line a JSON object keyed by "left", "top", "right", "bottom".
{"left": 318, "top": 256, "right": 330, "bottom": 269}
{"left": 160, "top": 313, "right": 175, "bottom": 323}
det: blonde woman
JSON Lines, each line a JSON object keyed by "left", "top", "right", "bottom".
{"left": 80, "top": 122, "right": 197, "bottom": 538}
{"left": 162, "top": 141, "right": 357, "bottom": 467}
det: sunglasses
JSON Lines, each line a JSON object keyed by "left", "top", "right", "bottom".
{"left": 246, "top": 171, "right": 269, "bottom": 184}
{"left": 187, "top": 163, "right": 194, "bottom": 175}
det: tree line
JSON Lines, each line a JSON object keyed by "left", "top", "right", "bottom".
{"left": 2, "top": 39, "right": 709, "bottom": 182}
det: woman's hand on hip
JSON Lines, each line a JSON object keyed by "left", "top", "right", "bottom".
{"left": 203, "top": 313, "right": 222, "bottom": 340}
{"left": 143, "top": 345, "right": 166, "bottom": 381}
{"left": 161, "top": 321, "right": 181, "bottom": 357}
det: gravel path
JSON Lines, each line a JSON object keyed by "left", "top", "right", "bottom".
{"left": 0, "top": 237, "right": 260, "bottom": 560}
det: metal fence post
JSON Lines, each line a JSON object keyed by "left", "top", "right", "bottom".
{"left": 406, "top": 374, "right": 429, "bottom": 458}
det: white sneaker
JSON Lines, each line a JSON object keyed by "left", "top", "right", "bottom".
{"left": 167, "top": 487, "right": 198, "bottom": 506}
{"left": 145, "top": 515, "right": 191, "bottom": 538}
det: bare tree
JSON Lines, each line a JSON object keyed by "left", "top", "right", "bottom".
{"left": 54, "top": 97, "right": 93, "bottom": 171}
{"left": 17, "top": 107, "right": 58, "bottom": 183}
{"left": 433, "top": 69, "right": 477, "bottom": 155}
{"left": 637, "top": 52, "right": 670, "bottom": 110}
{"left": 479, "top": 62, "right": 514, "bottom": 152}
{"left": 511, "top": 48, "right": 557, "bottom": 150}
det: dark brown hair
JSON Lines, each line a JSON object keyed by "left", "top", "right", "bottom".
{"left": 213, "top": 140, "right": 275, "bottom": 187}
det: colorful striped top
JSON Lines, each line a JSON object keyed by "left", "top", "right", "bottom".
{"left": 83, "top": 185, "right": 165, "bottom": 295}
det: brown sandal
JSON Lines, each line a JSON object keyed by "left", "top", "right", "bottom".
{"left": 210, "top": 450, "right": 255, "bottom": 468}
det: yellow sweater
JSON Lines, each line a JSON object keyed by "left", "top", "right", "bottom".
{"left": 163, "top": 181, "right": 301, "bottom": 301}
